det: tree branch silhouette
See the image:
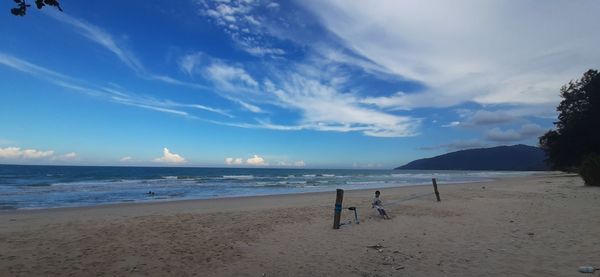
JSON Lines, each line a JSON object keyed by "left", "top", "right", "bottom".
{"left": 10, "top": 0, "right": 62, "bottom": 16}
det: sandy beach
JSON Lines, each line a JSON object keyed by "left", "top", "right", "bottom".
{"left": 1, "top": 173, "right": 599, "bottom": 276}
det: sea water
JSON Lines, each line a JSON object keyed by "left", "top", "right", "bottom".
{"left": 0, "top": 164, "right": 539, "bottom": 210}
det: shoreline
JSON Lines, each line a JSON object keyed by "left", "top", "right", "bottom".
{"left": 0, "top": 172, "right": 558, "bottom": 215}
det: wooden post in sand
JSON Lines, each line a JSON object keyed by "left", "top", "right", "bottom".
{"left": 432, "top": 178, "right": 441, "bottom": 202}
{"left": 333, "top": 189, "right": 344, "bottom": 229}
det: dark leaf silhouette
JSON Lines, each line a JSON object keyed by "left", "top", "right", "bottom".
{"left": 10, "top": 0, "right": 62, "bottom": 16}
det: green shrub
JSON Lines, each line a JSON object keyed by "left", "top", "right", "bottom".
{"left": 579, "top": 154, "right": 600, "bottom": 186}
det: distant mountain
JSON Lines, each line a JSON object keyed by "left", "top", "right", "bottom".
{"left": 396, "top": 144, "right": 549, "bottom": 171}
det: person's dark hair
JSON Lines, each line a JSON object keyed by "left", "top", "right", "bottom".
{"left": 375, "top": 190, "right": 380, "bottom": 195}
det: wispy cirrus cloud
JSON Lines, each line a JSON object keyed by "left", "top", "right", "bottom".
{"left": 0, "top": 52, "right": 230, "bottom": 119}
{"left": 227, "top": 97, "right": 264, "bottom": 113}
{"left": 204, "top": 61, "right": 259, "bottom": 89}
{"left": 301, "top": 0, "right": 600, "bottom": 110}
{"left": 48, "top": 11, "right": 145, "bottom": 74}
{"left": 104, "top": 86, "right": 233, "bottom": 118}
{"left": 177, "top": 53, "right": 266, "bottom": 113}
{"left": 48, "top": 11, "right": 213, "bottom": 92}
{"left": 147, "top": 74, "right": 210, "bottom": 91}
{"left": 0, "top": 52, "right": 96, "bottom": 94}
{"left": 178, "top": 52, "right": 204, "bottom": 76}
{"left": 263, "top": 72, "right": 420, "bottom": 137}
{"left": 196, "top": 59, "right": 421, "bottom": 137}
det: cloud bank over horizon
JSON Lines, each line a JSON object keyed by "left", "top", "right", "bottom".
{"left": 0, "top": 147, "right": 77, "bottom": 163}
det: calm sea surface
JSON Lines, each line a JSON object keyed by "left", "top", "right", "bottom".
{"left": 0, "top": 165, "right": 538, "bottom": 210}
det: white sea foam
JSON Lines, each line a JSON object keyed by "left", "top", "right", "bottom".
{"left": 222, "top": 175, "right": 254, "bottom": 179}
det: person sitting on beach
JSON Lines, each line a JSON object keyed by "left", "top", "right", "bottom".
{"left": 372, "top": 190, "right": 390, "bottom": 219}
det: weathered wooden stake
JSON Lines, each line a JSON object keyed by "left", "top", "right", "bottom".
{"left": 432, "top": 178, "right": 441, "bottom": 202}
{"left": 333, "top": 189, "right": 344, "bottom": 229}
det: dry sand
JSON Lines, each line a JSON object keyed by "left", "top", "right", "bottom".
{"left": 1, "top": 173, "right": 599, "bottom": 276}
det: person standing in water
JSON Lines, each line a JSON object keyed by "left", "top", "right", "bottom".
{"left": 372, "top": 190, "right": 390, "bottom": 219}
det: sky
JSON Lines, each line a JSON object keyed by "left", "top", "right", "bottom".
{"left": 0, "top": 0, "right": 598, "bottom": 168}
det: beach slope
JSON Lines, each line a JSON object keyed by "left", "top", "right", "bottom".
{"left": 1, "top": 173, "right": 598, "bottom": 276}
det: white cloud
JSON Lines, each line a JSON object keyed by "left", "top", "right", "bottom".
{"left": 225, "top": 97, "right": 263, "bottom": 113}
{"left": 0, "top": 147, "right": 28, "bottom": 159}
{"left": 0, "top": 147, "right": 54, "bottom": 159}
{"left": 294, "top": 160, "right": 306, "bottom": 167}
{"left": 266, "top": 2, "right": 280, "bottom": 9}
{"left": 153, "top": 148, "right": 186, "bottom": 164}
{"left": 23, "top": 149, "right": 55, "bottom": 159}
{"left": 178, "top": 52, "right": 205, "bottom": 76}
{"left": 246, "top": 154, "right": 268, "bottom": 166}
{"left": 485, "top": 123, "right": 546, "bottom": 142}
{"left": 268, "top": 74, "right": 420, "bottom": 137}
{"left": 204, "top": 62, "right": 258, "bottom": 89}
{"left": 225, "top": 157, "right": 243, "bottom": 165}
{"left": 442, "top": 121, "right": 460, "bottom": 128}
{"left": 193, "top": 54, "right": 422, "bottom": 137}
{"left": 0, "top": 146, "right": 80, "bottom": 162}
{"left": 197, "top": 0, "right": 285, "bottom": 57}
{"left": 277, "top": 160, "right": 306, "bottom": 167}
{"left": 243, "top": 47, "right": 285, "bottom": 56}
{"left": 62, "top": 152, "right": 77, "bottom": 159}
{"left": 301, "top": 0, "right": 600, "bottom": 109}
{"left": 120, "top": 156, "right": 132, "bottom": 162}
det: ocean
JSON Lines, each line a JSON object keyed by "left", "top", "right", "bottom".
{"left": 0, "top": 164, "right": 538, "bottom": 210}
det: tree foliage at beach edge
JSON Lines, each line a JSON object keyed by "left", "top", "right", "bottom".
{"left": 539, "top": 69, "right": 600, "bottom": 185}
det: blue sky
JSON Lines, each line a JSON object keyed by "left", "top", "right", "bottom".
{"left": 0, "top": 0, "right": 598, "bottom": 168}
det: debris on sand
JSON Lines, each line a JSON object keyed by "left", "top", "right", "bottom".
{"left": 367, "top": 244, "right": 384, "bottom": 250}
